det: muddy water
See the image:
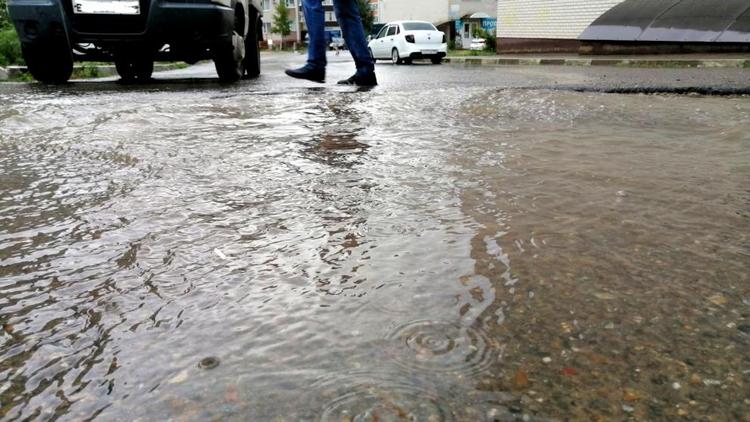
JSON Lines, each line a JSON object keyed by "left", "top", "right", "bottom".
{"left": 0, "top": 83, "right": 749, "bottom": 421}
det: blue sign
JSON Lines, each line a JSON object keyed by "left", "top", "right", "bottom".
{"left": 481, "top": 19, "right": 497, "bottom": 32}
{"left": 454, "top": 20, "right": 463, "bottom": 33}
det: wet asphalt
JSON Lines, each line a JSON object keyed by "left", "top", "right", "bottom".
{"left": 3, "top": 51, "right": 749, "bottom": 94}
{"left": 0, "top": 52, "right": 749, "bottom": 421}
{"left": 161, "top": 52, "right": 750, "bottom": 93}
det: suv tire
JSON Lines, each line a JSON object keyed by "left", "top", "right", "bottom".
{"left": 22, "top": 40, "right": 73, "bottom": 84}
{"left": 214, "top": 7, "right": 247, "bottom": 83}
{"left": 243, "top": 13, "right": 261, "bottom": 79}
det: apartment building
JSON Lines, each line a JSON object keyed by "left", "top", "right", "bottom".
{"left": 261, "top": 0, "right": 303, "bottom": 46}
{"left": 368, "top": 0, "right": 380, "bottom": 23}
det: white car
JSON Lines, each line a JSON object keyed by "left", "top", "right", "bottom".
{"left": 368, "top": 21, "right": 447, "bottom": 65}
{"left": 470, "top": 38, "right": 487, "bottom": 51}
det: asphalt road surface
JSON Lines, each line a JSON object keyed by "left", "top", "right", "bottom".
{"left": 140, "top": 52, "right": 750, "bottom": 93}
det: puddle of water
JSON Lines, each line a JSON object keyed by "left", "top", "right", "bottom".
{"left": 0, "top": 83, "right": 749, "bottom": 421}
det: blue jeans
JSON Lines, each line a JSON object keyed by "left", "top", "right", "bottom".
{"left": 302, "top": 0, "right": 374, "bottom": 74}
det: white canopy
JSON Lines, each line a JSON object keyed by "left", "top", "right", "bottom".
{"left": 468, "top": 12, "right": 492, "bottom": 19}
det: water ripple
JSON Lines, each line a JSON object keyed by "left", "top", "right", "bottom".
{"left": 301, "top": 368, "right": 524, "bottom": 422}
{"left": 385, "top": 320, "right": 500, "bottom": 377}
{"left": 1, "top": 71, "right": 749, "bottom": 420}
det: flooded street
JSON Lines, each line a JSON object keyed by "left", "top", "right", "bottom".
{"left": 1, "top": 55, "right": 749, "bottom": 421}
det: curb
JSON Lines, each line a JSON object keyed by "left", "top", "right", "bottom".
{"left": 76, "top": 63, "right": 186, "bottom": 78}
{"left": 444, "top": 57, "right": 750, "bottom": 69}
{"left": 1, "top": 63, "right": 186, "bottom": 81}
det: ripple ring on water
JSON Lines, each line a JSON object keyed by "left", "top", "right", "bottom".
{"left": 385, "top": 320, "right": 498, "bottom": 376}
{"left": 310, "top": 371, "right": 456, "bottom": 422}
{"left": 320, "top": 387, "right": 452, "bottom": 422}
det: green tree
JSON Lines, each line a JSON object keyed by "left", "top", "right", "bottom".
{"left": 1, "top": 0, "right": 10, "bottom": 29}
{"left": 357, "top": 0, "right": 374, "bottom": 34}
{"left": 271, "top": 1, "right": 292, "bottom": 49}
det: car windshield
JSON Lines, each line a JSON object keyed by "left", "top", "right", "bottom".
{"left": 402, "top": 22, "right": 436, "bottom": 31}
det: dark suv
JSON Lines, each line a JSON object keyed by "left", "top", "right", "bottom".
{"left": 7, "top": 0, "right": 263, "bottom": 83}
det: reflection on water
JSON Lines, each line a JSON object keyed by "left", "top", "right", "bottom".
{"left": 0, "top": 83, "right": 749, "bottom": 421}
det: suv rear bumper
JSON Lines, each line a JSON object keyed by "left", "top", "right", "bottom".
{"left": 8, "top": 0, "right": 235, "bottom": 45}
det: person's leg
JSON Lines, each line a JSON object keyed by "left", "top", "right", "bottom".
{"left": 332, "top": 0, "right": 375, "bottom": 76}
{"left": 286, "top": 0, "right": 326, "bottom": 82}
{"left": 302, "top": 0, "right": 326, "bottom": 70}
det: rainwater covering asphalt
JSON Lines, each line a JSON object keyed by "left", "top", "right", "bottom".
{"left": 580, "top": 0, "right": 750, "bottom": 43}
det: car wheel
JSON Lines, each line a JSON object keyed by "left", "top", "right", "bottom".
{"left": 391, "top": 48, "right": 401, "bottom": 65}
{"left": 115, "top": 56, "right": 154, "bottom": 83}
{"left": 369, "top": 48, "right": 376, "bottom": 63}
{"left": 22, "top": 39, "right": 73, "bottom": 84}
{"left": 243, "top": 13, "right": 261, "bottom": 79}
{"left": 214, "top": 8, "right": 247, "bottom": 83}
{"left": 431, "top": 57, "right": 442, "bottom": 65}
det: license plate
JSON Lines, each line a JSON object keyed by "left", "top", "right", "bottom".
{"left": 422, "top": 50, "right": 437, "bottom": 55}
{"left": 72, "top": 0, "right": 140, "bottom": 15}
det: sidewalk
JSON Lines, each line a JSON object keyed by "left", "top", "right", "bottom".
{"left": 0, "top": 62, "right": 186, "bottom": 81}
{"left": 445, "top": 54, "right": 750, "bottom": 69}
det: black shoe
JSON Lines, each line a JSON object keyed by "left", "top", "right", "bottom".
{"left": 285, "top": 65, "right": 325, "bottom": 83}
{"left": 337, "top": 72, "right": 378, "bottom": 87}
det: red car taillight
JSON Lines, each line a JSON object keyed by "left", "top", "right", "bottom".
{"left": 405, "top": 34, "right": 415, "bottom": 43}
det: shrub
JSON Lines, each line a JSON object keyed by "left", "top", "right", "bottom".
{"left": 484, "top": 34, "right": 497, "bottom": 52}
{"left": 72, "top": 63, "right": 100, "bottom": 79}
{"left": 471, "top": 27, "right": 496, "bottom": 53}
{"left": 0, "top": 28, "right": 23, "bottom": 66}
